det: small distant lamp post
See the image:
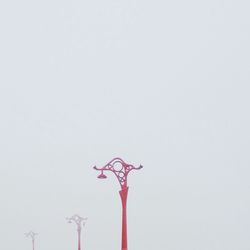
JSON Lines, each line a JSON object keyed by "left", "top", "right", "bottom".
{"left": 25, "top": 231, "right": 37, "bottom": 250}
{"left": 66, "top": 214, "right": 87, "bottom": 250}
{"left": 93, "top": 157, "right": 143, "bottom": 250}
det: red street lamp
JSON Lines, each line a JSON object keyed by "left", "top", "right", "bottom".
{"left": 66, "top": 214, "right": 87, "bottom": 250}
{"left": 25, "top": 231, "right": 37, "bottom": 250}
{"left": 93, "top": 157, "right": 143, "bottom": 250}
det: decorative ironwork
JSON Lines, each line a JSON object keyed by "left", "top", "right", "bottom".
{"left": 66, "top": 214, "right": 87, "bottom": 231}
{"left": 25, "top": 231, "right": 37, "bottom": 240}
{"left": 93, "top": 157, "right": 143, "bottom": 189}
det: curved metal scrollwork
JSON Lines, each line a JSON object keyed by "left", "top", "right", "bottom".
{"left": 93, "top": 157, "right": 143, "bottom": 189}
{"left": 25, "top": 231, "right": 37, "bottom": 241}
{"left": 25, "top": 231, "right": 37, "bottom": 244}
{"left": 66, "top": 214, "right": 87, "bottom": 231}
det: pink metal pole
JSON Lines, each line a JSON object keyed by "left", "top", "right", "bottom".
{"left": 78, "top": 225, "right": 81, "bottom": 250}
{"left": 94, "top": 157, "right": 142, "bottom": 250}
{"left": 67, "top": 214, "right": 87, "bottom": 250}
{"left": 120, "top": 186, "right": 128, "bottom": 250}
{"left": 32, "top": 239, "right": 35, "bottom": 250}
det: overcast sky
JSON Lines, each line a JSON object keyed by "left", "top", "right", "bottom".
{"left": 0, "top": 0, "right": 250, "bottom": 250}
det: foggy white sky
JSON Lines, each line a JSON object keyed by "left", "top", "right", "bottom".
{"left": 0, "top": 0, "right": 250, "bottom": 250}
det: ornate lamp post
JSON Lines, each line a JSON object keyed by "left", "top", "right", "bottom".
{"left": 66, "top": 214, "right": 87, "bottom": 250}
{"left": 93, "top": 157, "right": 143, "bottom": 250}
{"left": 25, "top": 231, "right": 37, "bottom": 250}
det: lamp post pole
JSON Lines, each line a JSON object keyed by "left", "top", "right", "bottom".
{"left": 93, "top": 157, "right": 143, "bottom": 250}
{"left": 25, "top": 231, "right": 37, "bottom": 250}
{"left": 67, "top": 214, "right": 87, "bottom": 250}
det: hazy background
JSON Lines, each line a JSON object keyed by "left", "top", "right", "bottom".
{"left": 0, "top": 0, "right": 249, "bottom": 249}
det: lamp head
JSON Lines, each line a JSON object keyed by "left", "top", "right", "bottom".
{"left": 66, "top": 217, "right": 72, "bottom": 223}
{"left": 98, "top": 171, "right": 107, "bottom": 179}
